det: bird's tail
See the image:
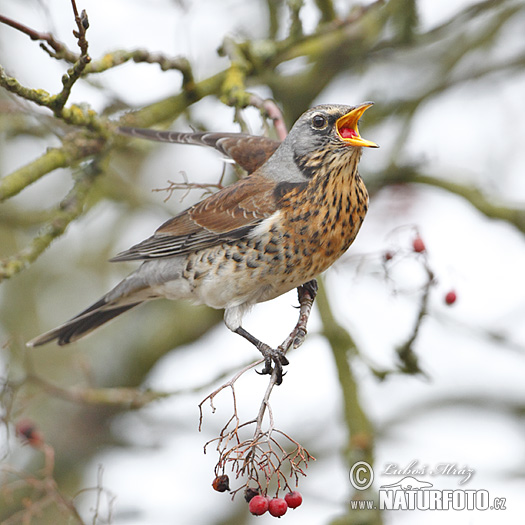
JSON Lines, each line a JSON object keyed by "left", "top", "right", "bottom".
{"left": 28, "top": 253, "right": 186, "bottom": 347}
{"left": 117, "top": 127, "right": 280, "bottom": 174}
{"left": 27, "top": 297, "right": 144, "bottom": 347}
{"left": 26, "top": 265, "right": 160, "bottom": 347}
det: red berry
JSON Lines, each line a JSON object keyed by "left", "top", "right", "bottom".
{"left": 268, "top": 498, "right": 288, "bottom": 517}
{"left": 384, "top": 251, "right": 394, "bottom": 262}
{"left": 249, "top": 495, "right": 269, "bottom": 516}
{"left": 15, "top": 419, "right": 44, "bottom": 448}
{"left": 412, "top": 237, "right": 426, "bottom": 253}
{"left": 445, "top": 290, "right": 457, "bottom": 305}
{"left": 284, "top": 491, "right": 303, "bottom": 509}
{"left": 212, "top": 474, "right": 230, "bottom": 492}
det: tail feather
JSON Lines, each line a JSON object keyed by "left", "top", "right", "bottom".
{"left": 27, "top": 256, "right": 185, "bottom": 347}
{"left": 27, "top": 299, "right": 143, "bottom": 347}
{"left": 117, "top": 127, "right": 280, "bottom": 174}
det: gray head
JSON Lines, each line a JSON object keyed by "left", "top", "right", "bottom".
{"left": 262, "top": 103, "right": 378, "bottom": 182}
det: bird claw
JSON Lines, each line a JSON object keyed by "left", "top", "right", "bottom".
{"left": 256, "top": 344, "right": 289, "bottom": 385}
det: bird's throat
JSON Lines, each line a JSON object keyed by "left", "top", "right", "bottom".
{"left": 278, "top": 156, "right": 369, "bottom": 277}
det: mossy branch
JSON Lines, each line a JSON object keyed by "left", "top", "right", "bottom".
{"left": 0, "top": 130, "right": 104, "bottom": 202}
{"left": 117, "top": 70, "right": 227, "bottom": 129}
{"left": 0, "top": 156, "right": 105, "bottom": 282}
{"left": 51, "top": 3, "right": 91, "bottom": 112}
{"left": 87, "top": 50, "right": 195, "bottom": 91}
{"left": 218, "top": 38, "right": 253, "bottom": 108}
{"left": 0, "top": 148, "right": 71, "bottom": 203}
{"left": 315, "top": 0, "right": 337, "bottom": 25}
{"left": 27, "top": 375, "right": 170, "bottom": 409}
{"left": 316, "top": 279, "right": 381, "bottom": 524}
{"left": 0, "top": 2, "right": 91, "bottom": 116}
{"left": 0, "top": 66, "right": 105, "bottom": 132}
{"left": 315, "top": 279, "right": 375, "bottom": 460}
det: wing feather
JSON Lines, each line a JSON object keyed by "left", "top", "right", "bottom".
{"left": 110, "top": 174, "right": 280, "bottom": 261}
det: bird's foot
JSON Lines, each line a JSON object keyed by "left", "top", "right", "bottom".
{"left": 234, "top": 327, "right": 289, "bottom": 384}
{"left": 255, "top": 343, "right": 289, "bottom": 385}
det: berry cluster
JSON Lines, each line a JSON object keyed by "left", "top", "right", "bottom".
{"left": 212, "top": 474, "right": 303, "bottom": 517}
{"left": 411, "top": 235, "right": 458, "bottom": 306}
{"left": 385, "top": 233, "right": 459, "bottom": 307}
{"left": 248, "top": 491, "right": 303, "bottom": 518}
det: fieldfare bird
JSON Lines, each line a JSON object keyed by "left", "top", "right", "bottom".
{"left": 28, "top": 103, "right": 378, "bottom": 381}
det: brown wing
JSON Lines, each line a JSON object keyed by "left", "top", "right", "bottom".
{"left": 118, "top": 127, "right": 281, "bottom": 174}
{"left": 110, "top": 174, "right": 280, "bottom": 261}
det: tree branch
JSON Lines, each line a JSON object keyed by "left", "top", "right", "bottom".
{"left": 0, "top": 13, "right": 79, "bottom": 63}
{"left": 0, "top": 148, "right": 70, "bottom": 202}
{"left": 0, "top": 66, "right": 106, "bottom": 132}
{"left": 86, "top": 49, "right": 195, "bottom": 90}
{"left": 315, "top": 279, "right": 381, "bottom": 523}
{"left": 315, "top": 279, "right": 375, "bottom": 446}
{"left": 0, "top": 156, "right": 104, "bottom": 282}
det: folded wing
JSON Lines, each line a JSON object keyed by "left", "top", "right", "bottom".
{"left": 111, "top": 174, "right": 280, "bottom": 261}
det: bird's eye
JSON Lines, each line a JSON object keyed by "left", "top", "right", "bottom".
{"left": 311, "top": 114, "right": 327, "bottom": 129}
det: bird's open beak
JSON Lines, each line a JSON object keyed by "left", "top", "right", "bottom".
{"left": 336, "top": 103, "right": 379, "bottom": 148}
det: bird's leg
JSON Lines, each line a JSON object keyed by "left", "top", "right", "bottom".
{"left": 234, "top": 327, "right": 289, "bottom": 385}
{"left": 234, "top": 279, "right": 317, "bottom": 385}
{"left": 280, "top": 279, "right": 318, "bottom": 351}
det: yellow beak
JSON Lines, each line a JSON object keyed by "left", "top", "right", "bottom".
{"left": 336, "top": 102, "right": 379, "bottom": 148}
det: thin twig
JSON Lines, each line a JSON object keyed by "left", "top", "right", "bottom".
{"left": 0, "top": 13, "right": 79, "bottom": 62}
{"left": 153, "top": 172, "right": 226, "bottom": 203}
{"left": 51, "top": 1, "right": 91, "bottom": 112}
{"left": 198, "top": 359, "right": 263, "bottom": 431}
{"left": 1, "top": 444, "right": 85, "bottom": 524}
{"left": 248, "top": 94, "right": 288, "bottom": 141}
{"left": 70, "top": 0, "right": 89, "bottom": 57}
{"left": 395, "top": 252, "right": 434, "bottom": 377}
